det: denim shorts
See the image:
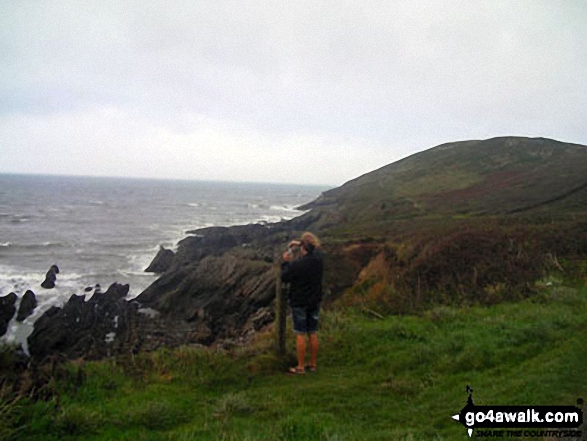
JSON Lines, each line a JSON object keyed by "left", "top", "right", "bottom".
{"left": 291, "top": 305, "right": 320, "bottom": 334}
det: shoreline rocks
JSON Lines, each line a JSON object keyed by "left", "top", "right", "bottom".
{"left": 0, "top": 292, "right": 18, "bottom": 337}
{"left": 28, "top": 283, "right": 132, "bottom": 360}
{"left": 22, "top": 209, "right": 352, "bottom": 363}
{"left": 41, "top": 264, "right": 60, "bottom": 289}
{"left": 144, "top": 246, "right": 175, "bottom": 273}
{"left": 16, "top": 290, "right": 37, "bottom": 322}
{"left": 24, "top": 213, "right": 332, "bottom": 361}
{"left": 25, "top": 222, "right": 299, "bottom": 361}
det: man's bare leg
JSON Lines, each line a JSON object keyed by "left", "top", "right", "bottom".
{"left": 308, "top": 333, "right": 319, "bottom": 369}
{"left": 296, "top": 334, "right": 307, "bottom": 370}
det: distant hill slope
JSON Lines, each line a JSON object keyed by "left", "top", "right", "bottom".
{"left": 292, "top": 136, "right": 587, "bottom": 311}
{"left": 302, "top": 137, "right": 587, "bottom": 229}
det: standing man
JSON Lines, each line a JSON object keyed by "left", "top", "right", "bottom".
{"left": 281, "top": 232, "right": 323, "bottom": 375}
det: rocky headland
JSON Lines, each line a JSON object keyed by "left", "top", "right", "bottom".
{"left": 22, "top": 136, "right": 587, "bottom": 364}
{"left": 24, "top": 217, "right": 349, "bottom": 362}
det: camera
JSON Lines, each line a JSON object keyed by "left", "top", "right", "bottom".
{"left": 285, "top": 241, "right": 302, "bottom": 259}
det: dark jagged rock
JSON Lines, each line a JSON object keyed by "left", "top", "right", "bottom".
{"left": 24, "top": 228, "right": 290, "bottom": 357}
{"left": 176, "top": 223, "right": 282, "bottom": 266}
{"left": 68, "top": 293, "right": 86, "bottom": 304}
{"left": 136, "top": 247, "right": 278, "bottom": 344}
{"left": 26, "top": 281, "right": 234, "bottom": 361}
{"left": 41, "top": 274, "right": 55, "bottom": 289}
{"left": 26, "top": 237, "right": 284, "bottom": 360}
{"left": 0, "top": 293, "right": 18, "bottom": 337}
{"left": 28, "top": 283, "right": 132, "bottom": 360}
{"left": 144, "top": 246, "right": 175, "bottom": 273}
{"left": 96, "top": 282, "right": 129, "bottom": 303}
{"left": 41, "top": 264, "right": 60, "bottom": 289}
{"left": 16, "top": 290, "right": 37, "bottom": 322}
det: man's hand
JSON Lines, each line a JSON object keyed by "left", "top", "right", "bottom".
{"left": 283, "top": 251, "right": 293, "bottom": 262}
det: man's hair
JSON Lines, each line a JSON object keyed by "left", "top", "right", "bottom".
{"left": 301, "top": 232, "right": 320, "bottom": 253}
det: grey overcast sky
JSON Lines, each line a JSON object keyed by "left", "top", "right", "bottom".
{"left": 1, "top": 1, "right": 586, "bottom": 186}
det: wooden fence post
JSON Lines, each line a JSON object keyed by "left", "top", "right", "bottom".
{"left": 275, "top": 261, "right": 287, "bottom": 356}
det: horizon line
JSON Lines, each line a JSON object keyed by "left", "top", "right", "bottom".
{"left": 0, "top": 171, "right": 336, "bottom": 189}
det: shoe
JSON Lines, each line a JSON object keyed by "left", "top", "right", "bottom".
{"left": 287, "top": 367, "right": 306, "bottom": 375}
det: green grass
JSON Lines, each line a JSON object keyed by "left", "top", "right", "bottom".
{"left": 7, "top": 282, "right": 587, "bottom": 440}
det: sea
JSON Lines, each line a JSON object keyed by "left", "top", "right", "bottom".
{"left": 0, "top": 173, "right": 329, "bottom": 348}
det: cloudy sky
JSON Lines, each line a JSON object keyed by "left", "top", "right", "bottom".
{"left": 1, "top": 1, "right": 586, "bottom": 186}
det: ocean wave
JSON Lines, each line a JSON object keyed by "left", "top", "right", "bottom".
{"left": 2, "top": 241, "right": 65, "bottom": 250}
{"left": 187, "top": 202, "right": 200, "bottom": 207}
{"left": 38, "top": 241, "right": 62, "bottom": 248}
{"left": 0, "top": 266, "right": 85, "bottom": 301}
{"left": 257, "top": 215, "right": 287, "bottom": 224}
{"left": 183, "top": 223, "right": 215, "bottom": 235}
{"left": 270, "top": 204, "right": 301, "bottom": 212}
{"left": 56, "top": 272, "right": 86, "bottom": 281}
{"left": 127, "top": 249, "right": 164, "bottom": 272}
{"left": 101, "top": 242, "right": 147, "bottom": 249}
{"left": 117, "top": 269, "right": 157, "bottom": 278}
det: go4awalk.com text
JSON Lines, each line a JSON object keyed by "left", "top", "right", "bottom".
{"left": 451, "top": 386, "right": 583, "bottom": 438}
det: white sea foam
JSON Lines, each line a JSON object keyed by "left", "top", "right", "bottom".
{"left": 0, "top": 280, "right": 81, "bottom": 351}
{"left": 117, "top": 269, "right": 157, "bottom": 278}
{"left": 184, "top": 223, "right": 214, "bottom": 235}
{"left": 187, "top": 202, "right": 200, "bottom": 207}
{"left": 257, "top": 215, "right": 286, "bottom": 224}
{"left": 270, "top": 204, "right": 301, "bottom": 212}
{"left": 128, "top": 246, "right": 169, "bottom": 271}
{"left": 0, "top": 241, "right": 65, "bottom": 250}
{"left": 0, "top": 265, "right": 46, "bottom": 295}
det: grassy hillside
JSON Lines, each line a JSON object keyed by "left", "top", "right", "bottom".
{"left": 302, "top": 137, "right": 587, "bottom": 230}
{"left": 5, "top": 279, "right": 586, "bottom": 440}
{"left": 290, "top": 137, "right": 587, "bottom": 310}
